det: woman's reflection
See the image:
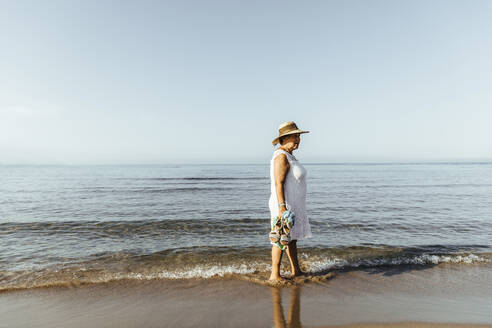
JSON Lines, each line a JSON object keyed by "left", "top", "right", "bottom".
{"left": 271, "top": 286, "right": 302, "bottom": 328}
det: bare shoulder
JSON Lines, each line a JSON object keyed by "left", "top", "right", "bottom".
{"left": 274, "top": 153, "right": 289, "bottom": 166}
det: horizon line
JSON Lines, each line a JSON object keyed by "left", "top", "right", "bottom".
{"left": 1, "top": 160, "right": 492, "bottom": 166}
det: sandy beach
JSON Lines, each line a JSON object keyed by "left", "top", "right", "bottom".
{"left": 1, "top": 263, "right": 491, "bottom": 328}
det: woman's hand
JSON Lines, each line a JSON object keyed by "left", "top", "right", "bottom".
{"left": 279, "top": 205, "right": 287, "bottom": 215}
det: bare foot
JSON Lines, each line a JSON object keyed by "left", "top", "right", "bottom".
{"left": 268, "top": 275, "right": 289, "bottom": 283}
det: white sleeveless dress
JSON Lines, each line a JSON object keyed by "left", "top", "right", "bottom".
{"left": 268, "top": 149, "right": 312, "bottom": 243}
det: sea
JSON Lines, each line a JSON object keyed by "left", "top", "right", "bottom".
{"left": 1, "top": 162, "right": 492, "bottom": 292}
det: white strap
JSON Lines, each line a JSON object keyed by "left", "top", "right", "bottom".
{"left": 275, "top": 149, "right": 290, "bottom": 156}
{"left": 274, "top": 149, "right": 297, "bottom": 161}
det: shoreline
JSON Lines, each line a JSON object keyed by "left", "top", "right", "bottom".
{"left": 2, "top": 245, "right": 490, "bottom": 294}
{"left": 1, "top": 263, "right": 491, "bottom": 327}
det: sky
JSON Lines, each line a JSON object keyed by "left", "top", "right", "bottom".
{"left": 1, "top": 0, "right": 491, "bottom": 164}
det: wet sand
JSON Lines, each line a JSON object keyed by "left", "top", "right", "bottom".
{"left": 1, "top": 263, "right": 491, "bottom": 328}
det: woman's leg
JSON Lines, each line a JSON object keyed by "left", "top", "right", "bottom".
{"left": 286, "top": 240, "right": 304, "bottom": 276}
{"left": 269, "top": 245, "right": 284, "bottom": 280}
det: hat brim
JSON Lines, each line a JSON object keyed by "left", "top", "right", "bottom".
{"left": 272, "top": 130, "right": 309, "bottom": 145}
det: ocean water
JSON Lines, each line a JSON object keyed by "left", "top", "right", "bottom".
{"left": 1, "top": 162, "right": 492, "bottom": 291}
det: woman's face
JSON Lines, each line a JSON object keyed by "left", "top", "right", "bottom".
{"left": 282, "top": 133, "right": 301, "bottom": 150}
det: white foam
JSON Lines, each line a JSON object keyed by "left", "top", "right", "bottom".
{"left": 111, "top": 254, "right": 490, "bottom": 281}
{"left": 122, "top": 262, "right": 271, "bottom": 280}
{"left": 304, "top": 253, "right": 490, "bottom": 273}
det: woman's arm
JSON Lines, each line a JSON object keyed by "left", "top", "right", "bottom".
{"left": 274, "top": 154, "right": 290, "bottom": 215}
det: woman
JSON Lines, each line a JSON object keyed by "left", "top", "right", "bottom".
{"left": 268, "top": 121, "right": 312, "bottom": 282}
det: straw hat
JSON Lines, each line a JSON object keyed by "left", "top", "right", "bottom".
{"left": 272, "top": 121, "right": 309, "bottom": 145}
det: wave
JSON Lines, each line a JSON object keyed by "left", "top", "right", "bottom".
{"left": 1, "top": 245, "right": 491, "bottom": 293}
{"left": 2, "top": 218, "right": 491, "bottom": 238}
{"left": 73, "top": 186, "right": 238, "bottom": 194}
{"left": 0, "top": 218, "right": 267, "bottom": 236}
{"left": 119, "top": 177, "right": 268, "bottom": 181}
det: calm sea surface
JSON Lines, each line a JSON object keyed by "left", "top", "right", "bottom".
{"left": 1, "top": 163, "right": 492, "bottom": 291}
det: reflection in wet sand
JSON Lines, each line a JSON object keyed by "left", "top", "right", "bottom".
{"left": 271, "top": 286, "right": 302, "bottom": 328}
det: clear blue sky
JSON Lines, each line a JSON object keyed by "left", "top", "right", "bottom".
{"left": 1, "top": 0, "right": 491, "bottom": 164}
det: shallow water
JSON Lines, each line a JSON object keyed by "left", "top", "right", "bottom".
{"left": 1, "top": 265, "right": 492, "bottom": 327}
{"left": 1, "top": 162, "right": 492, "bottom": 291}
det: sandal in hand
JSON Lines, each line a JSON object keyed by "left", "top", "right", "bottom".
{"left": 281, "top": 210, "right": 295, "bottom": 235}
{"left": 269, "top": 216, "right": 283, "bottom": 243}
